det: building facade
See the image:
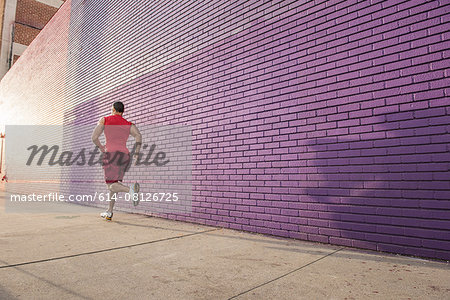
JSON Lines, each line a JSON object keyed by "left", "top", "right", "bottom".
{"left": 0, "top": 0, "right": 64, "bottom": 79}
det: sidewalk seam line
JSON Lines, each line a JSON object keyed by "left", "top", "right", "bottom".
{"left": 228, "top": 247, "right": 344, "bottom": 300}
{"left": 0, "top": 228, "right": 220, "bottom": 269}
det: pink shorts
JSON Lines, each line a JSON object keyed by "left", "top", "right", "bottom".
{"left": 102, "top": 151, "right": 131, "bottom": 184}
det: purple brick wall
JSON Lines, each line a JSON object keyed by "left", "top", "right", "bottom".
{"left": 1, "top": 0, "right": 449, "bottom": 260}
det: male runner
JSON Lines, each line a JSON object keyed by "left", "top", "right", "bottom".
{"left": 91, "top": 101, "right": 142, "bottom": 220}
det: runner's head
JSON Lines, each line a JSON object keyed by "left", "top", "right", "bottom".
{"left": 112, "top": 101, "right": 124, "bottom": 115}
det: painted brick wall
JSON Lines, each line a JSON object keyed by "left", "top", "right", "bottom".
{"left": 0, "top": 0, "right": 449, "bottom": 260}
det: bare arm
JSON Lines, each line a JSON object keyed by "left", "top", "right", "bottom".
{"left": 91, "top": 117, "right": 105, "bottom": 152}
{"left": 130, "top": 124, "right": 142, "bottom": 155}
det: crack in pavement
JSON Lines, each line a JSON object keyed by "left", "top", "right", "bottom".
{"left": 0, "top": 228, "right": 220, "bottom": 269}
{"left": 228, "top": 247, "right": 344, "bottom": 299}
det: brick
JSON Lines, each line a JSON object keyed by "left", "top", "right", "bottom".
{"left": 13, "top": 23, "right": 41, "bottom": 45}
{"left": 399, "top": 46, "right": 428, "bottom": 60}
{"left": 429, "top": 98, "right": 450, "bottom": 108}
{"left": 413, "top": 70, "right": 445, "bottom": 83}
{"left": 16, "top": 0, "right": 60, "bottom": 30}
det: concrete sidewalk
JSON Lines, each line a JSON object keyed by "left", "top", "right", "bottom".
{"left": 0, "top": 192, "right": 449, "bottom": 299}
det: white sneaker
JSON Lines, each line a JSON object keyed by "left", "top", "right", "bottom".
{"left": 130, "top": 182, "right": 140, "bottom": 206}
{"left": 100, "top": 211, "right": 113, "bottom": 221}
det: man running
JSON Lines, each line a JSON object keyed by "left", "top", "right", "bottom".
{"left": 91, "top": 101, "right": 142, "bottom": 220}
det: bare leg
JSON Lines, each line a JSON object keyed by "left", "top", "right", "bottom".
{"left": 109, "top": 182, "right": 130, "bottom": 193}
{"left": 108, "top": 190, "right": 116, "bottom": 213}
{"left": 106, "top": 182, "right": 129, "bottom": 213}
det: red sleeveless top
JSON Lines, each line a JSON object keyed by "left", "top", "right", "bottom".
{"left": 104, "top": 115, "right": 132, "bottom": 153}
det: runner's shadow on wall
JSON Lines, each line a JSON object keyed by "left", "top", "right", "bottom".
{"left": 298, "top": 112, "right": 445, "bottom": 251}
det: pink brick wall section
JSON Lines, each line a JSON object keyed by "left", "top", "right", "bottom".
{"left": 1, "top": 0, "right": 449, "bottom": 260}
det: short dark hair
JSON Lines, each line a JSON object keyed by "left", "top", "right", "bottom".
{"left": 113, "top": 101, "right": 124, "bottom": 113}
